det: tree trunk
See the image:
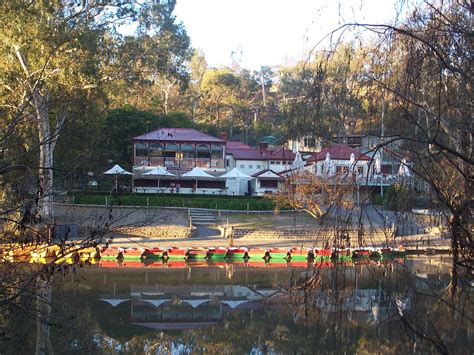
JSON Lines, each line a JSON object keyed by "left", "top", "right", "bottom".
{"left": 35, "top": 276, "right": 53, "bottom": 355}
{"left": 34, "top": 90, "right": 54, "bottom": 222}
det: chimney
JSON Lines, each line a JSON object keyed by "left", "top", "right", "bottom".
{"left": 260, "top": 142, "right": 269, "bottom": 150}
{"left": 220, "top": 132, "right": 228, "bottom": 141}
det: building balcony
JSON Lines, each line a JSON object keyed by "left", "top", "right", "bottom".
{"left": 134, "top": 157, "right": 225, "bottom": 170}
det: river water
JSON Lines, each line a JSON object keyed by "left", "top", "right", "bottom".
{"left": 1, "top": 256, "right": 472, "bottom": 354}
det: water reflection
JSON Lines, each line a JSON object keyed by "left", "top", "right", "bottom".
{"left": 2, "top": 256, "right": 471, "bottom": 354}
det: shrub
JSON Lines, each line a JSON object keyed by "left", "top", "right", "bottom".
{"left": 73, "top": 193, "right": 276, "bottom": 210}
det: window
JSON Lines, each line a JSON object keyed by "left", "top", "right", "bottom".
{"left": 226, "top": 159, "right": 230, "bottom": 167}
{"left": 163, "top": 143, "right": 178, "bottom": 158}
{"left": 181, "top": 144, "right": 195, "bottom": 159}
{"left": 196, "top": 144, "right": 210, "bottom": 158}
{"left": 256, "top": 164, "right": 261, "bottom": 169}
{"left": 211, "top": 145, "right": 223, "bottom": 159}
{"left": 248, "top": 164, "right": 253, "bottom": 169}
{"left": 240, "top": 164, "right": 245, "bottom": 169}
{"left": 270, "top": 161, "right": 275, "bottom": 165}
{"left": 303, "top": 137, "right": 316, "bottom": 148}
{"left": 336, "top": 166, "right": 343, "bottom": 175}
{"left": 149, "top": 143, "right": 163, "bottom": 157}
{"left": 357, "top": 166, "right": 364, "bottom": 175}
{"left": 135, "top": 143, "right": 149, "bottom": 157}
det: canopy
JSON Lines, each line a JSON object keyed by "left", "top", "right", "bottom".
{"left": 182, "top": 299, "right": 210, "bottom": 308}
{"left": 220, "top": 167, "right": 251, "bottom": 179}
{"left": 143, "top": 166, "right": 175, "bottom": 188}
{"left": 103, "top": 164, "right": 132, "bottom": 175}
{"left": 398, "top": 158, "right": 411, "bottom": 177}
{"left": 182, "top": 167, "right": 216, "bottom": 179}
{"left": 349, "top": 153, "right": 356, "bottom": 173}
{"left": 374, "top": 152, "right": 382, "bottom": 175}
{"left": 142, "top": 299, "right": 172, "bottom": 307}
{"left": 293, "top": 151, "right": 305, "bottom": 170}
{"left": 143, "top": 166, "right": 175, "bottom": 177}
{"left": 100, "top": 298, "right": 130, "bottom": 307}
{"left": 221, "top": 299, "right": 250, "bottom": 309}
{"left": 323, "top": 152, "right": 335, "bottom": 176}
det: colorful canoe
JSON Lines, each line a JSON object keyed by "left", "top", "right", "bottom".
{"left": 314, "top": 248, "right": 332, "bottom": 259}
{"left": 186, "top": 247, "right": 208, "bottom": 259}
{"left": 207, "top": 247, "right": 228, "bottom": 259}
{"left": 164, "top": 247, "right": 188, "bottom": 259}
{"left": 246, "top": 248, "right": 269, "bottom": 260}
{"left": 331, "top": 249, "right": 352, "bottom": 261}
{"left": 267, "top": 247, "right": 290, "bottom": 259}
{"left": 226, "top": 247, "right": 248, "bottom": 259}
{"left": 100, "top": 247, "right": 121, "bottom": 260}
{"left": 142, "top": 247, "right": 165, "bottom": 260}
{"left": 288, "top": 248, "right": 310, "bottom": 260}
{"left": 121, "top": 247, "right": 144, "bottom": 259}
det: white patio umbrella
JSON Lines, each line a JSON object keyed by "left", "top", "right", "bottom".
{"left": 182, "top": 299, "right": 210, "bottom": 308}
{"left": 323, "top": 152, "right": 335, "bottom": 176}
{"left": 221, "top": 167, "right": 251, "bottom": 195}
{"left": 181, "top": 167, "right": 216, "bottom": 190}
{"left": 142, "top": 299, "right": 172, "bottom": 307}
{"left": 349, "top": 153, "right": 356, "bottom": 173}
{"left": 221, "top": 167, "right": 251, "bottom": 179}
{"left": 398, "top": 158, "right": 411, "bottom": 177}
{"left": 100, "top": 298, "right": 130, "bottom": 307}
{"left": 374, "top": 152, "right": 382, "bottom": 175}
{"left": 142, "top": 166, "right": 175, "bottom": 188}
{"left": 293, "top": 151, "right": 305, "bottom": 170}
{"left": 103, "top": 164, "right": 132, "bottom": 190}
{"left": 221, "top": 299, "right": 250, "bottom": 309}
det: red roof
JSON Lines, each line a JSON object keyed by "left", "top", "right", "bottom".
{"left": 308, "top": 144, "right": 370, "bottom": 162}
{"left": 133, "top": 128, "right": 225, "bottom": 143}
{"left": 226, "top": 141, "right": 295, "bottom": 161}
{"left": 264, "top": 148, "right": 295, "bottom": 161}
{"left": 226, "top": 141, "right": 253, "bottom": 150}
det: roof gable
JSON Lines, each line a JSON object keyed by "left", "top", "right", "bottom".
{"left": 252, "top": 169, "right": 281, "bottom": 179}
{"left": 133, "top": 128, "right": 225, "bottom": 143}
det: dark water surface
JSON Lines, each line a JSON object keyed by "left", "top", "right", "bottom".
{"left": 2, "top": 256, "right": 472, "bottom": 354}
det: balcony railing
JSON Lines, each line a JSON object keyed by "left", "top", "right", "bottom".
{"left": 134, "top": 157, "right": 225, "bottom": 169}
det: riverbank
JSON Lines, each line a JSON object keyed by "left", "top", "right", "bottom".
{"left": 52, "top": 203, "right": 450, "bottom": 252}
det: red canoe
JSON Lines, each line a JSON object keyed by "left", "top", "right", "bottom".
{"left": 164, "top": 247, "right": 188, "bottom": 259}
{"left": 100, "top": 247, "right": 121, "bottom": 260}
{"left": 142, "top": 247, "right": 165, "bottom": 260}
{"left": 121, "top": 247, "right": 144, "bottom": 259}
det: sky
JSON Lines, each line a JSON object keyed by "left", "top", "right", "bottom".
{"left": 174, "top": 0, "right": 405, "bottom": 70}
